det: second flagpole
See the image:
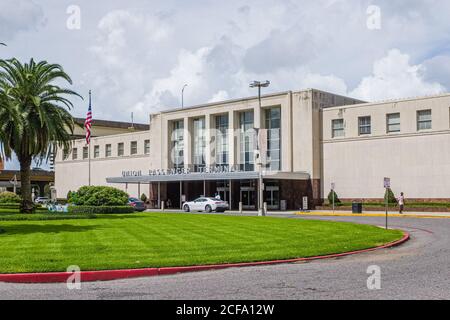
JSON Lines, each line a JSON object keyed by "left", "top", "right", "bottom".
{"left": 88, "top": 90, "right": 92, "bottom": 186}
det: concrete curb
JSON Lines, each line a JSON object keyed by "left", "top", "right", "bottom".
{"left": 0, "top": 232, "right": 410, "bottom": 284}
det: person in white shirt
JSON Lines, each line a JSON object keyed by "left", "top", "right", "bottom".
{"left": 398, "top": 192, "right": 405, "bottom": 214}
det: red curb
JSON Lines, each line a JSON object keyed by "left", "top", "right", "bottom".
{"left": 0, "top": 232, "right": 410, "bottom": 284}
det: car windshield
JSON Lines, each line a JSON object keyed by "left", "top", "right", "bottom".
{"left": 129, "top": 198, "right": 139, "bottom": 202}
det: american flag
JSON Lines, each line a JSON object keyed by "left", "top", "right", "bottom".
{"left": 85, "top": 91, "right": 92, "bottom": 145}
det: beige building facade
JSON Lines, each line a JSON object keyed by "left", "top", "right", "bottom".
{"left": 55, "top": 89, "right": 450, "bottom": 209}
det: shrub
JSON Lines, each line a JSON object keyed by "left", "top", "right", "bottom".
{"left": 0, "top": 191, "right": 21, "bottom": 204}
{"left": 140, "top": 193, "right": 148, "bottom": 203}
{"left": 327, "top": 190, "right": 341, "bottom": 205}
{"left": 68, "top": 205, "right": 134, "bottom": 214}
{"left": 384, "top": 188, "right": 398, "bottom": 205}
{"left": 69, "top": 186, "right": 129, "bottom": 206}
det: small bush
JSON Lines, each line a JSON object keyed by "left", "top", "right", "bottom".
{"left": 0, "top": 192, "right": 21, "bottom": 204}
{"left": 140, "top": 193, "right": 148, "bottom": 203}
{"left": 68, "top": 206, "right": 134, "bottom": 214}
{"left": 384, "top": 188, "right": 398, "bottom": 205}
{"left": 327, "top": 190, "right": 341, "bottom": 205}
{"left": 69, "top": 186, "right": 129, "bottom": 206}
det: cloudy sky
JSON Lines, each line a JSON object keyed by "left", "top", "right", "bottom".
{"left": 2, "top": 0, "right": 450, "bottom": 168}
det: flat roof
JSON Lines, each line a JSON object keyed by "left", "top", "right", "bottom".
{"left": 107, "top": 171, "right": 310, "bottom": 184}
{"left": 74, "top": 118, "right": 149, "bottom": 131}
{"left": 152, "top": 88, "right": 364, "bottom": 116}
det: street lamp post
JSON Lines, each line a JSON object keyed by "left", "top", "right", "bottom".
{"left": 181, "top": 84, "right": 188, "bottom": 109}
{"left": 250, "top": 80, "right": 270, "bottom": 217}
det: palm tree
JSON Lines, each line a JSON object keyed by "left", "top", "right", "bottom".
{"left": 0, "top": 58, "right": 81, "bottom": 213}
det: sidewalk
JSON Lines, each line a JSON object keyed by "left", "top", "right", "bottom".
{"left": 145, "top": 208, "right": 450, "bottom": 219}
{"left": 296, "top": 210, "right": 450, "bottom": 219}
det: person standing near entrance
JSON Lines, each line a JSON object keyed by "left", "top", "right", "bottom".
{"left": 398, "top": 192, "right": 405, "bottom": 214}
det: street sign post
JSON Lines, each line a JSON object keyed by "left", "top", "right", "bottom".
{"left": 384, "top": 177, "right": 390, "bottom": 229}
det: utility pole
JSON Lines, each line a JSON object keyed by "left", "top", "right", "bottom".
{"left": 181, "top": 84, "right": 188, "bottom": 109}
{"left": 250, "top": 80, "right": 270, "bottom": 217}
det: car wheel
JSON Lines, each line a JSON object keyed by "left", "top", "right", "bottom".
{"left": 205, "top": 205, "right": 212, "bottom": 213}
{"left": 183, "top": 204, "right": 190, "bottom": 212}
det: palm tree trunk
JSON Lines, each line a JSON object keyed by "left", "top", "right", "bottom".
{"left": 19, "top": 156, "right": 34, "bottom": 213}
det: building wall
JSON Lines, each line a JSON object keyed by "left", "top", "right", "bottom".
{"left": 322, "top": 94, "right": 450, "bottom": 200}
{"left": 55, "top": 131, "right": 151, "bottom": 198}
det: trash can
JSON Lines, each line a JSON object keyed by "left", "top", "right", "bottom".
{"left": 352, "top": 202, "right": 363, "bottom": 214}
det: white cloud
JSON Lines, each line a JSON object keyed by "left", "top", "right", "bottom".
{"left": 350, "top": 49, "right": 446, "bottom": 101}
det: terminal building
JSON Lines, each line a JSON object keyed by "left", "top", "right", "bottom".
{"left": 55, "top": 88, "right": 450, "bottom": 210}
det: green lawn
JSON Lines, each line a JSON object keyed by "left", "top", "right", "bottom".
{"left": 0, "top": 213, "right": 403, "bottom": 273}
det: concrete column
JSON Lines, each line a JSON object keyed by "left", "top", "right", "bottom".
{"left": 205, "top": 114, "right": 212, "bottom": 167}
{"left": 228, "top": 110, "right": 236, "bottom": 167}
{"left": 183, "top": 117, "right": 191, "bottom": 170}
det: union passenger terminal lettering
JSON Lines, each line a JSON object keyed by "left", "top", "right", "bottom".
{"left": 121, "top": 165, "right": 241, "bottom": 178}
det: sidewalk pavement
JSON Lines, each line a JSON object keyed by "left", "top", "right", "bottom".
{"left": 145, "top": 208, "right": 450, "bottom": 219}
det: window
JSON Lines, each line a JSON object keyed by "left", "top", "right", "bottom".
{"left": 144, "top": 140, "right": 150, "bottom": 154}
{"left": 265, "top": 107, "right": 281, "bottom": 171}
{"left": 215, "top": 115, "right": 229, "bottom": 166}
{"left": 239, "top": 111, "right": 255, "bottom": 171}
{"left": 358, "top": 116, "right": 371, "bottom": 135}
{"left": 387, "top": 113, "right": 401, "bottom": 133}
{"left": 72, "top": 148, "right": 78, "bottom": 160}
{"left": 63, "top": 149, "right": 69, "bottom": 160}
{"left": 417, "top": 110, "right": 432, "bottom": 131}
{"left": 105, "top": 144, "right": 112, "bottom": 157}
{"left": 171, "top": 120, "right": 184, "bottom": 169}
{"left": 193, "top": 118, "right": 206, "bottom": 172}
{"left": 117, "top": 143, "right": 124, "bottom": 156}
{"left": 94, "top": 145, "right": 100, "bottom": 158}
{"left": 332, "top": 119, "right": 344, "bottom": 138}
{"left": 83, "top": 146, "right": 88, "bottom": 159}
{"left": 130, "top": 141, "right": 138, "bottom": 155}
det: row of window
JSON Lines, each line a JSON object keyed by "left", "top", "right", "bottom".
{"left": 332, "top": 110, "right": 432, "bottom": 138}
{"left": 65, "top": 140, "right": 150, "bottom": 160}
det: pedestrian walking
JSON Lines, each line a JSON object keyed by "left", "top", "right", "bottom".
{"left": 398, "top": 192, "right": 405, "bottom": 214}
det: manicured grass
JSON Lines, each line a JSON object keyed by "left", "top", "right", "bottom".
{"left": 0, "top": 213, "right": 404, "bottom": 273}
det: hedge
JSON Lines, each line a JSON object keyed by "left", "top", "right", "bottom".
{"left": 0, "top": 203, "right": 46, "bottom": 211}
{"left": 69, "top": 186, "right": 129, "bottom": 206}
{"left": 68, "top": 206, "right": 135, "bottom": 214}
{"left": 0, "top": 191, "right": 21, "bottom": 204}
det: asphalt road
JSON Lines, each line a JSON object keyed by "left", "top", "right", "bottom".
{"left": 0, "top": 215, "right": 448, "bottom": 300}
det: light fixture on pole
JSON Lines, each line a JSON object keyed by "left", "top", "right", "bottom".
{"left": 249, "top": 80, "right": 270, "bottom": 217}
{"left": 181, "top": 84, "right": 188, "bottom": 109}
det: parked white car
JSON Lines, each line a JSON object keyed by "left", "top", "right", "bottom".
{"left": 183, "top": 197, "right": 229, "bottom": 213}
{"left": 34, "top": 197, "right": 50, "bottom": 204}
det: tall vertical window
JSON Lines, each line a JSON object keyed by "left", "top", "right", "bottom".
{"left": 417, "top": 110, "right": 432, "bottom": 131}
{"left": 239, "top": 111, "right": 255, "bottom": 171}
{"left": 63, "top": 150, "right": 69, "bottom": 160}
{"left": 94, "top": 145, "right": 100, "bottom": 158}
{"left": 215, "top": 115, "right": 229, "bottom": 166}
{"left": 144, "top": 140, "right": 150, "bottom": 154}
{"left": 83, "top": 146, "right": 88, "bottom": 159}
{"left": 117, "top": 143, "right": 124, "bottom": 156}
{"left": 72, "top": 148, "right": 78, "bottom": 160}
{"left": 130, "top": 141, "right": 138, "bottom": 155}
{"left": 193, "top": 118, "right": 206, "bottom": 172}
{"left": 387, "top": 113, "right": 400, "bottom": 133}
{"left": 358, "top": 116, "right": 371, "bottom": 135}
{"left": 105, "top": 144, "right": 112, "bottom": 157}
{"left": 332, "top": 119, "right": 344, "bottom": 138}
{"left": 171, "top": 120, "right": 184, "bottom": 169}
{"left": 265, "top": 107, "right": 281, "bottom": 171}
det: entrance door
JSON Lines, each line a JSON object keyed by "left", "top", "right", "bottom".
{"left": 265, "top": 186, "right": 280, "bottom": 210}
{"left": 240, "top": 187, "right": 256, "bottom": 210}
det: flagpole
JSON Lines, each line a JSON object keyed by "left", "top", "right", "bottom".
{"left": 88, "top": 90, "right": 92, "bottom": 186}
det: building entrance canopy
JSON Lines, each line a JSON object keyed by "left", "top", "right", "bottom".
{"left": 106, "top": 171, "right": 310, "bottom": 184}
